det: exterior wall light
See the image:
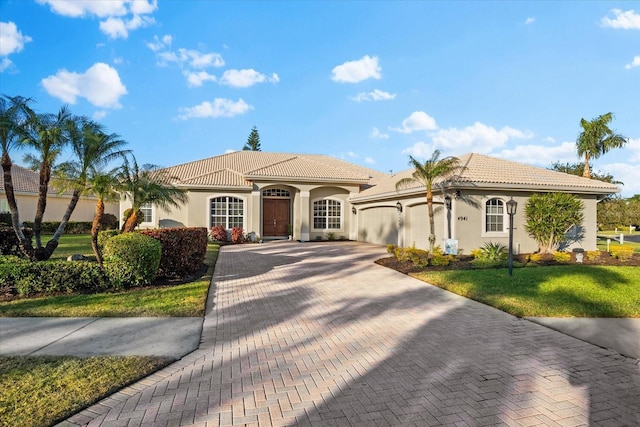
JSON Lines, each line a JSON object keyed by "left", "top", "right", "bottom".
{"left": 396, "top": 201, "right": 403, "bottom": 213}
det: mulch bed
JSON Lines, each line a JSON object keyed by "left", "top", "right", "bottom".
{"left": 375, "top": 251, "right": 640, "bottom": 275}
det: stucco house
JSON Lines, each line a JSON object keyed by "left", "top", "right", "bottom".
{"left": 0, "top": 164, "right": 118, "bottom": 223}
{"left": 121, "top": 151, "right": 619, "bottom": 253}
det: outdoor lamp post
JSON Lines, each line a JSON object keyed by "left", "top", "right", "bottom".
{"left": 506, "top": 198, "right": 517, "bottom": 276}
{"left": 444, "top": 195, "right": 452, "bottom": 239}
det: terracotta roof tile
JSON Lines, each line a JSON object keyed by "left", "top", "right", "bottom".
{"left": 351, "top": 153, "right": 619, "bottom": 201}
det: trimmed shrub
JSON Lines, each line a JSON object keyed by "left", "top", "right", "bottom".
{"left": 97, "top": 229, "right": 120, "bottom": 254}
{"left": 394, "top": 247, "right": 410, "bottom": 263}
{"left": 0, "top": 259, "right": 108, "bottom": 297}
{"left": 140, "top": 227, "right": 208, "bottom": 278}
{"left": 0, "top": 226, "right": 33, "bottom": 256}
{"left": 103, "top": 233, "right": 162, "bottom": 288}
{"left": 529, "top": 253, "right": 544, "bottom": 263}
{"left": 209, "top": 225, "right": 227, "bottom": 242}
{"left": 610, "top": 245, "right": 634, "bottom": 261}
{"left": 100, "top": 213, "right": 119, "bottom": 230}
{"left": 386, "top": 244, "right": 397, "bottom": 255}
{"left": 430, "top": 254, "right": 452, "bottom": 266}
{"left": 231, "top": 227, "right": 243, "bottom": 244}
{"left": 21, "top": 221, "right": 94, "bottom": 234}
{"left": 552, "top": 251, "right": 572, "bottom": 264}
{"left": 405, "top": 247, "right": 430, "bottom": 268}
{"left": 586, "top": 250, "right": 601, "bottom": 262}
{"left": 0, "top": 212, "right": 10, "bottom": 225}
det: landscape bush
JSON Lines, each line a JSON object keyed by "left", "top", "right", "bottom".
{"left": 552, "top": 251, "right": 572, "bottom": 264}
{"left": 209, "top": 225, "right": 227, "bottom": 242}
{"left": 97, "top": 229, "right": 120, "bottom": 254}
{"left": 610, "top": 245, "right": 634, "bottom": 261}
{"left": 140, "top": 227, "right": 208, "bottom": 278}
{"left": 586, "top": 250, "right": 601, "bottom": 262}
{"left": 0, "top": 226, "right": 33, "bottom": 256}
{"left": 103, "top": 233, "right": 162, "bottom": 288}
{"left": 0, "top": 257, "right": 108, "bottom": 297}
{"left": 528, "top": 253, "right": 544, "bottom": 263}
{"left": 470, "top": 242, "right": 507, "bottom": 268}
{"left": 386, "top": 244, "right": 397, "bottom": 255}
{"left": 0, "top": 212, "right": 10, "bottom": 225}
{"left": 231, "top": 226, "right": 243, "bottom": 244}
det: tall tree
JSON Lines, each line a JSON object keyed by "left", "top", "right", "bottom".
{"left": 242, "top": 126, "right": 261, "bottom": 151}
{"left": 0, "top": 95, "right": 35, "bottom": 257}
{"left": 21, "top": 105, "right": 73, "bottom": 258}
{"left": 119, "top": 157, "right": 188, "bottom": 233}
{"left": 576, "top": 112, "right": 627, "bottom": 178}
{"left": 53, "top": 119, "right": 129, "bottom": 261}
{"left": 395, "top": 150, "right": 464, "bottom": 252}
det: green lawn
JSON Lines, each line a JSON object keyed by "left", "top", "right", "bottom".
{"left": 411, "top": 265, "right": 640, "bottom": 318}
{"left": 44, "top": 233, "right": 96, "bottom": 261}
{"left": 0, "top": 356, "right": 172, "bottom": 427}
{"left": 0, "top": 239, "right": 219, "bottom": 427}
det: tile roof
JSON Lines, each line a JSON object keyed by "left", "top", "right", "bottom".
{"left": 0, "top": 164, "right": 74, "bottom": 195}
{"left": 351, "top": 153, "right": 620, "bottom": 201}
{"left": 163, "top": 151, "right": 384, "bottom": 187}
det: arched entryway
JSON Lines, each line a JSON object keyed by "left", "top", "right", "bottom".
{"left": 262, "top": 188, "right": 291, "bottom": 238}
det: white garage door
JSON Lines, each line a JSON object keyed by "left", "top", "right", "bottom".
{"left": 358, "top": 207, "right": 398, "bottom": 246}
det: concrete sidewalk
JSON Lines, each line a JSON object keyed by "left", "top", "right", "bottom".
{"left": 0, "top": 317, "right": 202, "bottom": 359}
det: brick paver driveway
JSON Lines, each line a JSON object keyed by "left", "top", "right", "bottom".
{"left": 64, "top": 242, "right": 640, "bottom": 426}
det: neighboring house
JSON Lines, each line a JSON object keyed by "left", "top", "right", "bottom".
{"left": 121, "top": 151, "right": 619, "bottom": 253}
{"left": 0, "top": 164, "right": 118, "bottom": 223}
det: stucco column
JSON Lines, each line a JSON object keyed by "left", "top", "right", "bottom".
{"left": 300, "top": 190, "right": 310, "bottom": 241}
{"left": 349, "top": 192, "right": 359, "bottom": 241}
{"left": 251, "top": 190, "right": 261, "bottom": 239}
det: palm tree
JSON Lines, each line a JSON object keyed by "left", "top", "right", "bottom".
{"left": 0, "top": 95, "right": 35, "bottom": 257}
{"left": 51, "top": 119, "right": 129, "bottom": 260}
{"left": 576, "top": 112, "right": 627, "bottom": 178}
{"left": 395, "top": 150, "right": 464, "bottom": 252}
{"left": 119, "top": 157, "right": 188, "bottom": 233}
{"left": 85, "top": 167, "right": 123, "bottom": 265}
{"left": 21, "top": 106, "right": 73, "bottom": 258}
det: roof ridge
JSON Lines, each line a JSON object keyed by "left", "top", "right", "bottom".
{"left": 245, "top": 154, "right": 299, "bottom": 174}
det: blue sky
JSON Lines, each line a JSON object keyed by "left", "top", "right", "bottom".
{"left": 2, "top": 1, "right": 639, "bottom": 196}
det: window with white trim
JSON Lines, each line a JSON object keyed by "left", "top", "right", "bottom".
{"left": 210, "top": 196, "right": 244, "bottom": 229}
{"left": 140, "top": 203, "right": 153, "bottom": 223}
{"left": 313, "top": 199, "right": 341, "bottom": 230}
{"left": 485, "top": 198, "right": 505, "bottom": 232}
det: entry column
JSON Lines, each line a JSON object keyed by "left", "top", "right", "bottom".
{"left": 300, "top": 190, "right": 310, "bottom": 241}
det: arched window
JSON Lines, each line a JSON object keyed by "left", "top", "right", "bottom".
{"left": 485, "top": 198, "right": 505, "bottom": 232}
{"left": 313, "top": 199, "right": 341, "bottom": 230}
{"left": 210, "top": 196, "right": 244, "bottom": 229}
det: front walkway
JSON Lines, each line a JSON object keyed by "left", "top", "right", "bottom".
{"left": 62, "top": 242, "right": 640, "bottom": 426}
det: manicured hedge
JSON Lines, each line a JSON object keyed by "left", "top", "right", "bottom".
{"left": 0, "top": 257, "right": 109, "bottom": 297}
{"left": 103, "top": 233, "right": 162, "bottom": 288}
{"left": 140, "top": 227, "right": 208, "bottom": 278}
{"left": 21, "top": 217, "right": 118, "bottom": 234}
{"left": 0, "top": 226, "right": 34, "bottom": 256}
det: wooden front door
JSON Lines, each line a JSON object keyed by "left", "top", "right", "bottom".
{"left": 263, "top": 199, "right": 290, "bottom": 237}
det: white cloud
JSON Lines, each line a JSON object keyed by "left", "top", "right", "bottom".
{"left": 431, "top": 122, "right": 533, "bottom": 153}
{"left": 601, "top": 162, "right": 640, "bottom": 197}
{"left": 364, "top": 157, "right": 375, "bottom": 164}
{"left": 331, "top": 55, "right": 381, "bottom": 83}
{"left": 93, "top": 110, "right": 108, "bottom": 120}
{"left": 0, "top": 57, "right": 12, "bottom": 72}
{"left": 370, "top": 127, "right": 389, "bottom": 139}
{"left": 157, "top": 48, "right": 224, "bottom": 68}
{"left": 147, "top": 34, "right": 172, "bottom": 52}
{"left": 178, "top": 98, "right": 253, "bottom": 120}
{"left": 224, "top": 148, "right": 237, "bottom": 154}
{"left": 0, "top": 21, "right": 32, "bottom": 56}
{"left": 219, "top": 69, "right": 279, "bottom": 88}
{"left": 544, "top": 136, "right": 556, "bottom": 143}
{"left": 625, "top": 55, "right": 640, "bottom": 69}
{"left": 623, "top": 137, "right": 640, "bottom": 162}
{"left": 525, "top": 17, "right": 535, "bottom": 25}
{"left": 494, "top": 141, "right": 577, "bottom": 166}
{"left": 601, "top": 9, "right": 640, "bottom": 30}
{"left": 184, "top": 71, "right": 217, "bottom": 87}
{"left": 350, "top": 89, "right": 396, "bottom": 102}
{"left": 402, "top": 141, "right": 436, "bottom": 159}
{"left": 113, "top": 57, "right": 123, "bottom": 64}
{"left": 37, "top": 0, "right": 158, "bottom": 39}
{"left": 347, "top": 151, "right": 358, "bottom": 158}
{"left": 392, "top": 111, "right": 438, "bottom": 134}
{"left": 41, "top": 62, "right": 127, "bottom": 108}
